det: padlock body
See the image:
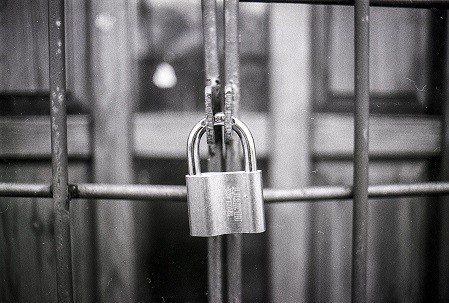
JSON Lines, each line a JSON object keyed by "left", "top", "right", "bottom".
{"left": 186, "top": 170, "right": 265, "bottom": 237}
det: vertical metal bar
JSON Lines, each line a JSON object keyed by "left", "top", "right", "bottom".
{"left": 225, "top": 233, "right": 242, "bottom": 302}
{"left": 440, "top": 13, "right": 449, "bottom": 300}
{"left": 224, "top": 0, "right": 240, "bottom": 117}
{"left": 224, "top": 0, "right": 242, "bottom": 301}
{"left": 310, "top": 6, "right": 334, "bottom": 302}
{"left": 48, "top": 0, "right": 73, "bottom": 302}
{"left": 82, "top": 1, "right": 100, "bottom": 301}
{"left": 202, "top": 0, "right": 224, "bottom": 302}
{"left": 208, "top": 236, "right": 224, "bottom": 302}
{"left": 311, "top": 6, "right": 331, "bottom": 109}
{"left": 352, "top": 0, "right": 370, "bottom": 302}
{"left": 431, "top": 10, "right": 449, "bottom": 301}
{"left": 424, "top": 10, "right": 447, "bottom": 301}
{"left": 203, "top": 0, "right": 220, "bottom": 95}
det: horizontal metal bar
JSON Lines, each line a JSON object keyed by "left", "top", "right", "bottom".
{"left": 0, "top": 183, "right": 52, "bottom": 197}
{"left": 1, "top": 182, "right": 449, "bottom": 201}
{"left": 240, "top": 0, "right": 449, "bottom": 9}
{"left": 72, "top": 184, "right": 187, "bottom": 200}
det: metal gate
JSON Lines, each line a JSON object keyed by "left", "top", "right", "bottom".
{"left": 1, "top": 0, "right": 449, "bottom": 302}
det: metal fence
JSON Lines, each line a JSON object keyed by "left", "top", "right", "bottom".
{"left": 2, "top": 0, "right": 449, "bottom": 302}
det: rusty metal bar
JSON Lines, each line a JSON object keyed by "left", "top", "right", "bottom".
{"left": 352, "top": 0, "right": 370, "bottom": 301}
{"left": 207, "top": 232, "right": 224, "bottom": 303}
{"left": 224, "top": 0, "right": 240, "bottom": 136}
{"left": 203, "top": 0, "right": 220, "bottom": 87}
{"left": 240, "top": 0, "right": 449, "bottom": 9}
{"left": 203, "top": 0, "right": 221, "bottom": 146}
{"left": 224, "top": 0, "right": 243, "bottom": 301}
{"left": 48, "top": 0, "right": 73, "bottom": 301}
{"left": 1, "top": 182, "right": 449, "bottom": 202}
{"left": 202, "top": 0, "right": 225, "bottom": 301}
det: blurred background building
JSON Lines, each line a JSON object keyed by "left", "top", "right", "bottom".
{"left": 0, "top": 0, "right": 448, "bottom": 302}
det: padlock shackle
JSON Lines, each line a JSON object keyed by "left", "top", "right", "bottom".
{"left": 187, "top": 113, "right": 257, "bottom": 175}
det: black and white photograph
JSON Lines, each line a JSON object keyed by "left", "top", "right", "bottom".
{"left": 0, "top": 0, "right": 448, "bottom": 302}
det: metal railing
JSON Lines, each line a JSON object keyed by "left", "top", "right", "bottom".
{"left": 1, "top": 182, "right": 449, "bottom": 201}
{"left": 2, "top": 0, "right": 449, "bottom": 302}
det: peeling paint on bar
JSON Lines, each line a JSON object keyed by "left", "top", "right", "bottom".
{"left": 48, "top": 0, "right": 73, "bottom": 301}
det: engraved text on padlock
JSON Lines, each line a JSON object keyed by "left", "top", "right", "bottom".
{"left": 185, "top": 113, "right": 265, "bottom": 237}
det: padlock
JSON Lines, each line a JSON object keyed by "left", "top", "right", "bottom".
{"left": 186, "top": 112, "right": 265, "bottom": 237}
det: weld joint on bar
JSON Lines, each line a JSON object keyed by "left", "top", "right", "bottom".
{"left": 224, "top": 84, "right": 236, "bottom": 143}
{"left": 68, "top": 184, "right": 79, "bottom": 199}
{"left": 205, "top": 79, "right": 221, "bottom": 145}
